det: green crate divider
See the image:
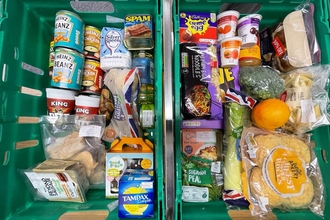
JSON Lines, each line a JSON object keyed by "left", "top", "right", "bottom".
{"left": 173, "top": 0, "right": 330, "bottom": 219}
{"left": 0, "top": 0, "right": 164, "bottom": 219}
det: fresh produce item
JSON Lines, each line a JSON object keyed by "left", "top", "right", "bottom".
{"left": 271, "top": 2, "right": 321, "bottom": 72}
{"left": 40, "top": 115, "right": 107, "bottom": 187}
{"left": 240, "top": 127, "right": 324, "bottom": 218}
{"left": 222, "top": 102, "right": 249, "bottom": 207}
{"left": 101, "top": 68, "right": 142, "bottom": 145}
{"left": 20, "top": 159, "right": 90, "bottom": 203}
{"left": 251, "top": 98, "right": 290, "bottom": 130}
{"left": 180, "top": 43, "right": 222, "bottom": 119}
{"left": 181, "top": 154, "right": 223, "bottom": 202}
{"left": 239, "top": 66, "right": 285, "bottom": 100}
{"left": 280, "top": 65, "right": 330, "bottom": 134}
{"left": 216, "top": 10, "right": 240, "bottom": 42}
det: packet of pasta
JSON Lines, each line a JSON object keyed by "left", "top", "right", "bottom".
{"left": 180, "top": 43, "right": 223, "bottom": 120}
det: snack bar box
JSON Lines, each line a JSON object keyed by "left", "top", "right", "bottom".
{"left": 173, "top": 1, "right": 330, "bottom": 220}
{"left": 0, "top": 0, "right": 164, "bottom": 219}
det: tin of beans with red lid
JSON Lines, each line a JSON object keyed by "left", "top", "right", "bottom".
{"left": 54, "top": 10, "right": 84, "bottom": 53}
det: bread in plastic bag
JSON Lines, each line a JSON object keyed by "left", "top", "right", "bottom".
{"left": 240, "top": 126, "right": 324, "bottom": 218}
{"left": 40, "top": 115, "right": 107, "bottom": 188}
{"left": 280, "top": 64, "right": 330, "bottom": 134}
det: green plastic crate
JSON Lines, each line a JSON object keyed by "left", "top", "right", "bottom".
{"left": 0, "top": 0, "right": 164, "bottom": 219}
{"left": 173, "top": 0, "right": 330, "bottom": 219}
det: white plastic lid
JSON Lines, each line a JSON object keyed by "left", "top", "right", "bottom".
{"left": 217, "top": 10, "right": 240, "bottom": 20}
{"left": 221, "top": 36, "right": 242, "bottom": 44}
{"left": 46, "top": 88, "right": 78, "bottom": 100}
{"left": 75, "top": 95, "right": 100, "bottom": 107}
{"left": 237, "top": 14, "right": 262, "bottom": 25}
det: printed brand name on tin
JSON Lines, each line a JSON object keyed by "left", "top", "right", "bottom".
{"left": 125, "top": 15, "right": 151, "bottom": 22}
{"left": 51, "top": 101, "right": 68, "bottom": 107}
{"left": 54, "top": 53, "right": 76, "bottom": 70}
{"left": 76, "top": 108, "right": 90, "bottom": 114}
{"left": 55, "top": 16, "right": 72, "bottom": 30}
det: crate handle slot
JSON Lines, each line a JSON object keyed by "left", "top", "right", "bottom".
{"left": 2, "top": 150, "right": 9, "bottom": 165}
{"left": 20, "top": 86, "right": 42, "bottom": 97}
{"left": 321, "top": 149, "right": 327, "bottom": 163}
{"left": 15, "top": 140, "right": 39, "bottom": 150}
{"left": 1, "top": 63, "right": 7, "bottom": 82}
{"left": 0, "top": 0, "right": 8, "bottom": 22}
{"left": 70, "top": 1, "right": 114, "bottom": 13}
{"left": 58, "top": 210, "right": 109, "bottom": 220}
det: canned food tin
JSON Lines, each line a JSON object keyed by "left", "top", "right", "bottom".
{"left": 84, "top": 26, "right": 101, "bottom": 60}
{"left": 54, "top": 10, "right": 84, "bottom": 53}
{"left": 49, "top": 39, "right": 55, "bottom": 78}
{"left": 81, "top": 59, "right": 103, "bottom": 94}
{"left": 51, "top": 48, "right": 85, "bottom": 91}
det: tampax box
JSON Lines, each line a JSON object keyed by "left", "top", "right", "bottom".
{"left": 106, "top": 138, "right": 154, "bottom": 198}
{"left": 118, "top": 169, "right": 154, "bottom": 218}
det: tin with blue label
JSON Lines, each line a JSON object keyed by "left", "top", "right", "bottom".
{"left": 124, "top": 14, "right": 154, "bottom": 50}
{"left": 132, "top": 50, "right": 154, "bottom": 85}
{"left": 54, "top": 10, "right": 84, "bottom": 53}
{"left": 118, "top": 170, "right": 154, "bottom": 218}
{"left": 51, "top": 48, "right": 85, "bottom": 91}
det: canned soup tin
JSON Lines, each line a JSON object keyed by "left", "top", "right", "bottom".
{"left": 51, "top": 48, "right": 85, "bottom": 91}
{"left": 54, "top": 10, "right": 84, "bottom": 53}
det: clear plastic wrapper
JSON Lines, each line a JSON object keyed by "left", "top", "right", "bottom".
{"left": 19, "top": 159, "right": 90, "bottom": 203}
{"left": 240, "top": 126, "right": 324, "bottom": 218}
{"left": 40, "top": 115, "right": 107, "bottom": 188}
{"left": 239, "top": 66, "right": 285, "bottom": 100}
{"left": 271, "top": 1, "right": 321, "bottom": 72}
{"left": 280, "top": 65, "right": 330, "bottom": 134}
{"left": 222, "top": 102, "right": 249, "bottom": 207}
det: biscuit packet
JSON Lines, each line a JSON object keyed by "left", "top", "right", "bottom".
{"left": 40, "top": 115, "right": 107, "bottom": 188}
{"left": 240, "top": 126, "right": 324, "bottom": 218}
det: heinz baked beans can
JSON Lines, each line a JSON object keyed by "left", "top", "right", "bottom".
{"left": 54, "top": 10, "right": 84, "bottom": 53}
{"left": 51, "top": 48, "right": 85, "bottom": 91}
{"left": 84, "top": 26, "right": 101, "bottom": 60}
{"left": 49, "top": 38, "right": 55, "bottom": 78}
{"left": 81, "top": 59, "right": 103, "bottom": 94}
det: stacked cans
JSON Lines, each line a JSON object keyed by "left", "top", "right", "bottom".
{"left": 47, "top": 10, "right": 102, "bottom": 115}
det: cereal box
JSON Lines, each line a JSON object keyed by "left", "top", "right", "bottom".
{"left": 179, "top": 12, "right": 217, "bottom": 44}
{"left": 118, "top": 170, "right": 154, "bottom": 218}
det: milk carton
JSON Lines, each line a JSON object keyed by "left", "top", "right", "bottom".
{"left": 118, "top": 169, "right": 154, "bottom": 218}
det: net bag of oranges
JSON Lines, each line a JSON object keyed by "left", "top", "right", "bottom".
{"left": 239, "top": 126, "right": 324, "bottom": 218}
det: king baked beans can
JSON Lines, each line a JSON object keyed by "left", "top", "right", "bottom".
{"left": 51, "top": 48, "right": 85, "bottom": 91}
{"left": 54, "top": 10, "right": 84, "bottom": 53}
{"left": 84, "top": 26, "right": 101, "bottom": 60}
{"left": 81, "top": 59, "right": 103, "bottom": 94}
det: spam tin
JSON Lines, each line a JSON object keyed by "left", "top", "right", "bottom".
{"left": 51, "top": 48, "right": 85, "bottom": 91}
{"left": 179, "top": 12, "right": 217, "bottom": 44}
{"left": 118, "top": 170, "right": 154, "bottom": 218}
{"left": 81, "top": 59, "right": 103, "bottom": 94}
{"left": 124, "top": 14, "right": 154, "bottom": 50}
{"left": 84, "top": 25, "right": 101, "bottom": 60}
{"left": 100, "top": 27, "right": 132, "bottom": 71}
{"left": 54, "top": 10, "right": 84, "bottom": 53}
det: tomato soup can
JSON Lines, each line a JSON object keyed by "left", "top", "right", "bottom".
{"left": 51, "top": 48, "right": 85, "bottom": 91}
{"left": 84, "top": 25, "right": 101, "bottom": 60}
{"left": 81, "top": 59, "right": 103, "bottom": 95}
{"left": 54, "top": 10, "right": 84, "bottom": 53}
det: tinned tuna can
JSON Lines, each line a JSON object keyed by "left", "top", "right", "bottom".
{"left": 84, "top": 26, "right": 101, "bottom": 60}
{"left": 51, "top": 48, "right": 85, "bottom": 91}
{"left": 81, "top": 59, "right": 103, "bottom": 94}
{"left": 54, "top": 10, "right": 84, "bottom": 53}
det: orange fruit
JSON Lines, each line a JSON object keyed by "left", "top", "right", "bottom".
{"left": 251, "top": 98, "right": 290, "bottom": 131}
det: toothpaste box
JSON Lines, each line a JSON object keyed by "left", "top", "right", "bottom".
{"left": 118, "top": 169, "right": 154, "bottom": 218}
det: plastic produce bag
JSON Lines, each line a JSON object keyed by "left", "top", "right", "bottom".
{"left": 280, "top": 64, "right": 330, "bottom": 134}
{"left": 40, "top": 115, "right": 107, "bottom": 187}
{"left": 222, "top": 102, "right": 249, "bottom": 207}
{"left": 271, "top": 1, "right": 321, "bottom": 72}
{"left": 240, "top": 126, "right": 324, "bottom": 218}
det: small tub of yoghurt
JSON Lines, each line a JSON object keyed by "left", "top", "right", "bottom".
{"left": 75, "top": 95, "right": 100, "bottom": 115}
{"left": 217, "top": 10, "right": 240, "bottom": 42}
{"left": 237, "top": 14, "right": 262, "bottom": 48}
{"left": 220, "top": 37, "right": 242, "bottom": 68}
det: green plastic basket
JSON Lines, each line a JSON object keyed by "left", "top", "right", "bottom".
{"left": 0, "top": 0, "right": 164, "bottom": 219}
{"left": 173, "top": 0, "right": 330, "bottom": 219}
